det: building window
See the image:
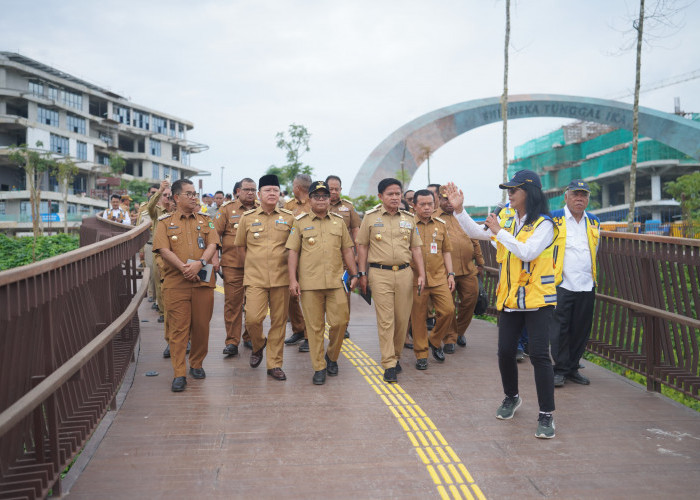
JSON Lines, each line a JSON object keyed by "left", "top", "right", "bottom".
{"left": 50, "top": 134, "right": 69, "bottom": 155}
{"left": 38, "top": 106, "right": 59, "bottom": 127}
{"left": 76, "top": 141, "right": 87, "bottom": 160}
{"left": 178, "top": 123, "right": 185, "bottom": 139}
{"left": 133, "top": 110, "right": 149, "bottom": 130}
{"left": 29, "top": 80, "right": 44, "bottom": 96}
{"left": 169, "top": 121, "right": 177, "bottom": 137}
{"left": 181, "top": 150, "right": 190, "bottom": 166}
{"left": 48, "top": 86, "right": 59, "bottom": 100}
{"left": 150, "top": 139, "right": 161, "bottom": 157}
{"left": 61, "top": 89, "right": 83, "bottom": 110}
{"left": 96, "top": 153, "right": 110, "bottom": 166}
{"left": 113, "top": 105, "right": 130, "bottom": 124}
{"left": 171, "top": 168, "right": 180, "bottom": 181}
{"left": 152, "top": 162, "right": 160, "bottom": 179}
{"left": 162, "top": 165, "right": 171, "bottom": 179}
{"left": 67, "top": 114, "right": 86, "bottom": 135}
{"left": 153, "top": 116, "right": 167, "bottom": 134}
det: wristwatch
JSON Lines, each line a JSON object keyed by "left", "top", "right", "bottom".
{"left": 447, "top": 272, "right": 456, "bottom": 276}
{"left": 199, "top": 259, "right": 207, "bottom": 267}
{"left": 357, "top": 271, "right": 367, "bottom": 277}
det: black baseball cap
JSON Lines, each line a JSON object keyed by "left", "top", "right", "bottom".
{"left": 499, "top": 169, "right": 542, "bottom": 190}
{"left": 309, "top": 180, "right": 330, "bottom": 195}
{"left": 566, "top": 179, "right": 591, "bottom": 193}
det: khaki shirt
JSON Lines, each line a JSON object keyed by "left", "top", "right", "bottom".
{"left": 286, "top": 211, "right": 354, "bottom": 290}
{"left": 213, "top": 199, "right": 255, "bottom": 268}
{"left": 234, "top": 206, "right": 295, "bottom": 287}
{"left": 153, "top": 209, "right": 221, "bottom": 289}
{"left": 284, "top": 197, "right": 310, "bottom": 216}
{"left": 357, "top": 207, "right": 422, "bottom": 266}
{"left": 435, "top": 208, "right": 485, "bottom": 276}
{"left": 412, "top": 216, "right": 452, "bottom": 287}
{"left": 329, "top": 199, "right": 361, "bottom": 232}
{"left": 137, "top": 192, "right": 167, "bottom": 242}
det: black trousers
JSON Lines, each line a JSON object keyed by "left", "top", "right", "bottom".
{"left": 498, "top": 307, "right": 555, "bottom": 413}
{"left": 550, "top": 286, "right": 596, "bottom": 377}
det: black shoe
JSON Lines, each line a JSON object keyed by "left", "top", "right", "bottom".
{"left": 298, "top": 339, "right": 310, "bottom": 352}
{"left": 443, "top": 343, "right": 456, "bottom": 354}
{"left": 429, "top": 342, "right": 445, "bottom": 362}
{"left": 383, "top": 367, "right": 397, "bottom": 383}
{"left": 344, "top": 330, "right": 350, "bottom": 339}
{"left": 171, "top": 376, "right": 186, "bottom": 392}
{"left": 151, "top": 302, "right": 158, "bottom": 310}
{"left": 457, "top": 335, "right": 467, "bottom": 347}
{"left": 223, "top": 344, "right": 238, "bottom": 356}
{"left": 267, "top": 367, "right": 287, "bottom": 380}
{"left": 416, "top": 358, "right": 428, "bottom": 370}
{"left": 567, "top": 372, "right": 590, "bottom": 385}
{"left": 243, "top": 340, "right": 253, "bottom": 349}
{"left": 404, "top": 342, "right": 413, "bottom": 349}
{"left": 554, "top": 373, "right": 566, "bottom": 387}
{"left": 189, "top": 367, "right": 206, "bottom": 379}
{"left": 158, "top": 315, "right": 164, "bottom": 323}
{"left": 186, "top": 341, "right": 191, "bottom": 354}
{"left": 284, "top": 332, "right": 305, "bottom": 345}
{"left": 313, "top": 369, "right": 327, "bottom": 385}
{"left": 325, "top": 354, "right": 338, "bottom": 376}
{"left": 426, "top": 317, "right": 436, "bottom": 331}
{"left": 395, "top": 361, "right": 402, "bottom": 374}
{"left": 163, "top": 344, "right": 170, "bottom": 358}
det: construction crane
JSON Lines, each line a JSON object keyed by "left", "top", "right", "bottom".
{"left": 609, "top": 68, "right": 700, "bottom": 100}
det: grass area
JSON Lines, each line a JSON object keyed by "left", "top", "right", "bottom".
{"left": 582, "top": 352, "right": 700, "bottom": 412}
{"left": 0, "top": 233, "right": 79, "bottom": 270}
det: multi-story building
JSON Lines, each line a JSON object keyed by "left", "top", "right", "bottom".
{"left": 0, "top": 51, "right": 207, "bottom": 234}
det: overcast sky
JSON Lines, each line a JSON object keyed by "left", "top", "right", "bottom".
{"left": 3, "top": 0, "right": 699, "bottom": 205}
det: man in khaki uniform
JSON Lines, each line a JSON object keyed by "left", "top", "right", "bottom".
{"left": 287, "top": 181, "right": 358, "bottom": 385}
{"left": 326, "top": 174, "right": 361, "bottom": 339}
{"left": 153, "top": 179, "right": 220, "bottom": 392}
{"left": 214, "top": 177, "right": 256, "bottom": 357}
{"left": 410, "top": 190, "right": 456, "bottom": 370}
{"left": 234, "top": 174, "right": 295, "bottom": 381}
{"left": 436, "top": 185, "right": 484, "bottom": 352}
{"left": 283, "top": 174, "right": 311, "bottom": 351}
{"left": 357, "top": 178, "right": 426, "bottom": 383}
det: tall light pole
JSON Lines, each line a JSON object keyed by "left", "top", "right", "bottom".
{"left": 220, "top": 166, "right": 224, "bottom": 191}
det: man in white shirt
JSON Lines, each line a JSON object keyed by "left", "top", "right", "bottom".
{"left": 550, "top": 180, "right": 600, "bottom": 387}
{"left": 103, "top": 194, "right": 131, "bottom": 225}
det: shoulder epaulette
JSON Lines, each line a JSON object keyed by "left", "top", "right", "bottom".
{"left": 434, "top": 217, "right": 446, "bottom": 224}
{"left": 399, "top": 209, "right": 415, "bottom": 217}
{"left": 365, "top": 206, "right": 380, "bottom": 214}
{"left": 295, "top": 212, "right": 307, "bottom": 220}
{"left": 330, "top": 212, "right": 344, "bottom": 219}
{"left": 279, "top": 208, "right": 294, "bottom": 215}
{"left": 220, "top": 200, "right": 232, "bottom": 208}
{"left": 242, "top": 208, "right": 257, "bottom": 216}
{"left": 342, "top": 199, "right": 354, "bottom": 206}
{"left": 158, "top": 213, "right": 172, "bottom": 221}
{"left": 198, "top": 211, "right": 211, "bottom": 217}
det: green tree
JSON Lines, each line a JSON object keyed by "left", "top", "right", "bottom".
{"left": 666, "top": 171, "right": 700, "bottom": 221}
{"left": 8, "top": 141, "right": 57, "bottom": 261}
{"left": 394, "top": 168, "right": 411, "bottom": 186}
{"left": 123, "top": 179, "right": 153, "bottom": 205}
{"left": 54, "top": 157, "right": 79, "bottom": 233}
{"left": 349, "top": 194, "right": 380, "bottom": 214}
{"left": 109, "top": 152, "right": 126, "bottom": 177}
{"left": 266, "top": 123, "right": 313, "bottom": 191}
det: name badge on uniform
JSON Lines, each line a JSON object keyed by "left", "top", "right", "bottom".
{"left": 198, "top": 236, "right": 206, "bottom": 249}
{"left": 504, "top": 219, "right": 513, "bottom": 229}
{"left": 252, "top": 222, "right": 262, "bottom": 226}
{"left": 339, "top": 206, "right": 349, "bottom": 212}
{"left": 430, "top": 242, "right": 438, "bottom": 254}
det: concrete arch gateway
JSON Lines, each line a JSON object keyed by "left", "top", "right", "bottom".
{"left": 348, "top": 94, "right": 700, "bottom": 197}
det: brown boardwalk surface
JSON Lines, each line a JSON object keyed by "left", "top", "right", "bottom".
{"left": 66, "top": 289, "right": 700, "bottom": 499}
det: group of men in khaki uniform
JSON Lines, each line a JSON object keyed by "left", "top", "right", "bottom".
{"left": 142, "top": 172, "right": 482, "bottom": 391}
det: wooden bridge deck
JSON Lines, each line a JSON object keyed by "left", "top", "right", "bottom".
{"left": 64, "top": 289, "right": 700, "bottom": 499}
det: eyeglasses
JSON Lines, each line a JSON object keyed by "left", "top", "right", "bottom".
{"left": 311, "top": 194, "right": 329, "bottom": 200}
{"left": 179, "top": 191, "right": 198, "bottom": 199}
{"left": 507, "top": 187, "right": 521, "bottom": 195}
{"left": 240, "top": 188, "right": 256, "bottom": 192}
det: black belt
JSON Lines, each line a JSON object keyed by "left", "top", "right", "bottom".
{"left": 369, "top": 263, "right": 410, "bottom": 271}
{"left": 146, "top": 241, "right": 153, "bottom": 245}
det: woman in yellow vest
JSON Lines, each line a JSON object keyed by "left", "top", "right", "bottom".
{"left": 444, "top": 170, "right": 558, "bottom": 439}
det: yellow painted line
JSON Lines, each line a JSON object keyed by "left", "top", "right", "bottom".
{"left": 215, "top": 285, "right": 225, "bottom": 294}
{"left": 329, "top": 329, "right": 486, "bottom": 499}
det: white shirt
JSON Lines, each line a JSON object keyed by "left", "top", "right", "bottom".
{"left": 560, "top": 206, "right": 595, "bottom": 292}
{"left": 103, "top": 208, "right": 131, "bottom": 225}
{"left": 455, "top": 209, "right": 555, "bottom": 312}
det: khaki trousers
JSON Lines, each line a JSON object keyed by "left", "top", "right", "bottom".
{"left": 144, "top": 242, "right": 156, "bottom": 299}
{"left": 445, "top": 274, "right": 479, "bottom": 343}
{"left": 288, "top": 294, "right": 306, "bottom": 337}
{"left": 300, "top": 287, "right": 349, "bottom": 371}
{"left": 163, "top": 286, "right": 214, "bottom": 378}
{"left": 368, "top": 267, "right": 413, "bottom": 369}
{"left": 245, "top": 286, "right": 290, "bottom": 369}
{"left": 410, "top": 282, "right": 455, "bottom": 359}
{"left": 222, "top": 266, "right": 251, "bottom": 346}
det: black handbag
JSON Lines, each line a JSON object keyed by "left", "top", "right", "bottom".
{"left": 473, "top": 276, "right": 489, "bottom": 315}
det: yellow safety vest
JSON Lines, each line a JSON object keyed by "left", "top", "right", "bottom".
{"left": 495, "top": 212, "right": 558, "bottom": 311}
{"left": 551, "top": 211, "right": 600, "bottom": 287}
